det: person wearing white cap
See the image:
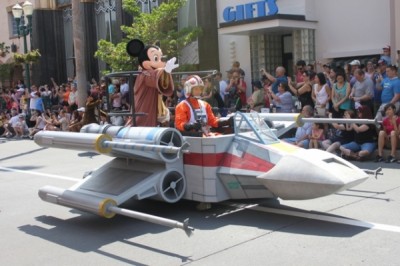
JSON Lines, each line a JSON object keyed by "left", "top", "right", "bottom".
{"left": 349, "top": 60, "right": 361, "bottom": 87}
{"left": 349, "top": 60, "right": 360, "bottom": 66}
{"left": 13, "top": 113, "right": 28, "bottom": 138}
{"left": 4, "top": 112, "right": 22, "bottom": 138}
{"left": 380, "top": 45, "right": 392, "bottom": 66}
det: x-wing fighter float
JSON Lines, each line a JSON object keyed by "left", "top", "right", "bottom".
{"left": 34, "top": 111, "right": 376, "bottom": 236}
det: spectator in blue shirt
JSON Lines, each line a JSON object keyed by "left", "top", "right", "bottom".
{"left": 260, "top": 66, "right": 287, "bottom": 94}
{"left": 375, "top": 65, "right": 400, "bottom": 122}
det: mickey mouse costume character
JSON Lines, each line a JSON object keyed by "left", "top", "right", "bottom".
{"left": 126, "top": 39, "right": 179, "bottom": 126}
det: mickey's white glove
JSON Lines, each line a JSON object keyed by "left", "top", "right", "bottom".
{"left": 164, "top": 57, "right": 179, "bottom": 74}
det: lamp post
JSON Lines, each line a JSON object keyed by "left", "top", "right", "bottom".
{"left": 12, "top": 1, "right": 34, "bottom": 93}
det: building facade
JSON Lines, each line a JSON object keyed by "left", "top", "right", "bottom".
{"left": 1, "top": 0, "right": 399, "bottom": 91}
{"left": 217, "top": 0, "right": 400, "bottom": 92}
{"left": 1, "top": 0, "right": 127, "bottom": 87}
{"left": 0, "top": 0, "right": 219, "bottom": 89}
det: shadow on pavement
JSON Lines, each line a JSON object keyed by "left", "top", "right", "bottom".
{"left": 18, "top": 200, "right": 195, "bottom": 265}
{"left": 0, "top": 147, "right": 47, "bottom": 162}
{"left": 78, "top": 152, "right": 101, "bottom": 158}
{"left": 18, "top": 198, "right": 369, "bottom": 264}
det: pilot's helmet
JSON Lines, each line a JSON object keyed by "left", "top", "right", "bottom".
{"left": 184, "top": 75, "right": 204, "bottom": 99}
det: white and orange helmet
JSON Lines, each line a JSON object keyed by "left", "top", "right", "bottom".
{"left": 184, "top": 75, "right": 204, "bottom": 98}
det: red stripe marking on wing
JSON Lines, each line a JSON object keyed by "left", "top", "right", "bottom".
{"left": 184, "top": 152, "right": 274, "bottom": 172}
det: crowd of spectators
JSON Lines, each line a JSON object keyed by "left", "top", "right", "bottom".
{"left": 252, "top": 56, "right": 398, "bottom": 163}
{"left": 174, "top": 56, "right": 399, "bottom": 163}
{"left": 0, "top": 76, "right": 130, "bottom": 140}
{"left": 1, "top": 50, "right": 399, "bottom": 163}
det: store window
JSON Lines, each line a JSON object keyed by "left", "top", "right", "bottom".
{"left": 137, "top": 0, "right": 160, "bottom": 13}
{"left": 95, "top": 0, "right": 118, "bottom": 73}
{"left": 8, "top": 13, "right": 18, "bottom": 38}
{"left": 95, "top": 0, "right": 118, "bottom": 43}
{"left": 282, "top": 35, "right": 293, "bottom": 78}
{"left": 57, "top": 0, "right": 71, "bottom": 6}
{"left": 177, "top": 0, "right": 199, "bottom": 65}
{"left": 178, "top": 0, "right": 197, "bottom": 29}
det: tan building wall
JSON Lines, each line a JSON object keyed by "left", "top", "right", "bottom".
{"left": 394, "top": 0, "right": 400, "bottom": 65}
{"left": 0, "top": 0, "right": 42, "bottom": 64}
{"left": 0, "top": 1, "right": 59, "bottom": 62}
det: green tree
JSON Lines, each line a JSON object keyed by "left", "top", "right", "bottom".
{"left": 95, "top": 0, "right": 201, "bottom": 73}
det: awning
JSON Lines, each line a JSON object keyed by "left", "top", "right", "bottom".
{"left": 218, "top": 14, "right": 317, "bottom": 36}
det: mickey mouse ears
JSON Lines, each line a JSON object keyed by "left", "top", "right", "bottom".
{"left": 126, "top": 39, "right": 145, "bottom": 57}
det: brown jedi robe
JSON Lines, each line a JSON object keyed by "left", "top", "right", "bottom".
{"left": 134, "top": 69, "right": 174, "bottom": 126}
{"left": 82, "top": 99, "right": 101, "bottom": 125}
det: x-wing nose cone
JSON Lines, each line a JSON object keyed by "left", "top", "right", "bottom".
{"left": 257, "top": 149, "right": 368, "bottom": 200}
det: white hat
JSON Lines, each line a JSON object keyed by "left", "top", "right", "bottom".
{"left": 77, "top": 107, "right": 85, "bottom": 112}
{"left": 349, "top": 60, "right": 360, "bottom": 66}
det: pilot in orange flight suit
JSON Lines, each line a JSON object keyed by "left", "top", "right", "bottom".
{"left": 175, "top": 75, "right": 231, "bottom": 136}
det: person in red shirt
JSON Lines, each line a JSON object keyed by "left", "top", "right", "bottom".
{"left": 295, "top": 60, "right": 306, "bottom": 85}
{"left": 225, "top": 70, "right": 247, "bottom": 109}
{"left": 376, "top": 103, "right": 400, "bottom": 163}
{"left": 175, "top": 75, "right": 232, "bottom": 136}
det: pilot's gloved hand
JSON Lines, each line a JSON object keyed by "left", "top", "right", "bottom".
{"left": 218, "top": 116, "right": 234, "bottom": 127}
{"left": 164, "top": 57, "right": 179, "bottom": 74}
{"left": 183, "top": 123, "right": 192, "bottom": 131}
{"left": 184, "top": 122, "right": 201, "bottom": 131}
{"left": 193, "top": 122, "right": 202, "bottom": 131}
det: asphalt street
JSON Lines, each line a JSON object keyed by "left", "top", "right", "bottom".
{"left": 1, "top": 137, "right": 400, "bottom": 266}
